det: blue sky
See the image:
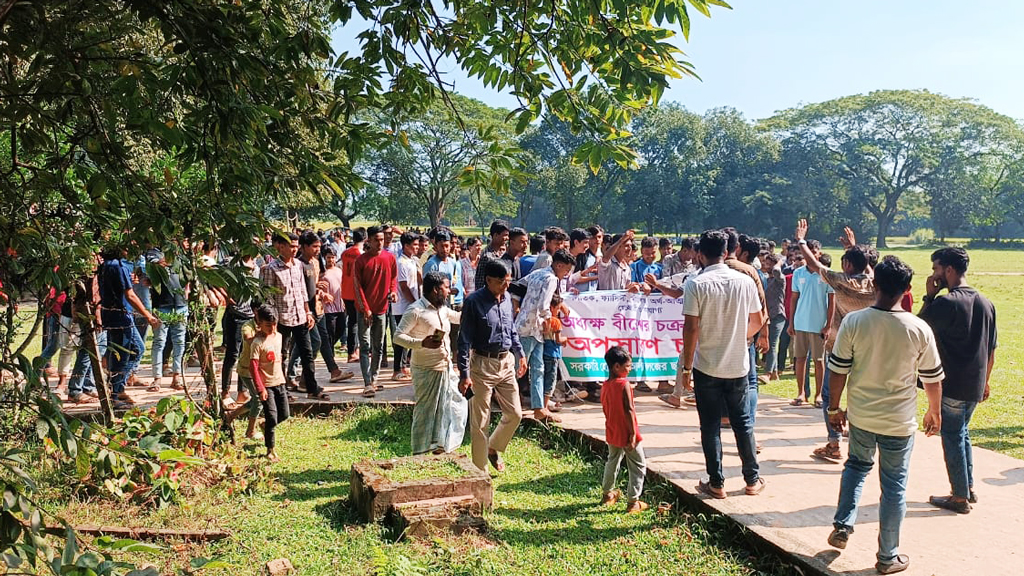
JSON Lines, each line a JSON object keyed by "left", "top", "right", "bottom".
{"left": 331, "top": 0, "right": 1024, "bottom": 121}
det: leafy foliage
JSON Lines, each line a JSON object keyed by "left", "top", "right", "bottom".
{"left": 765, "top": 89, "right": 1024, "bottom": 247}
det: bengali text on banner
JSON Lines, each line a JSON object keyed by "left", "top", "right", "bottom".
{"left": 559, "top": 291, "right": 685, "bottom": 382}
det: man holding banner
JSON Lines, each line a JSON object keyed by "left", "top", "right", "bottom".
{"left": 678, "top": 230, "right": 766, "bottom": 499}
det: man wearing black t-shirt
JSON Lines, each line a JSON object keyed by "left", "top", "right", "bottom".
{"left": 919, "top": 247, "right": 997, "bottom": 514}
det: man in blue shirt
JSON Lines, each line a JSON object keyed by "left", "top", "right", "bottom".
{"left": 787, "top": 238, "right": 834, "bottom": 407}
{"left": 423, "top": 229, "right": 465, "bottom": 353}
{"left": 631, "top": 236, "right": 663, "bottom": 285}
{"left": 98, "top": 245, "right": 160, "bottom": 408}
{"left": 458, "top": 258, "right": 528, "bottom": 472}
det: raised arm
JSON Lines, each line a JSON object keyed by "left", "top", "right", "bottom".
{"left": 794, "top": 219, "right": 825, "bottom": 274}
{"left": 602, "top": 230, "right": 634, "bottom": 264}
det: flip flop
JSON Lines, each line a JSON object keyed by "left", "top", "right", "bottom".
{"left": 789, "top": 398, "right": 805, "bottom": 406}
{"left": 146, "top": 385, "right": 161, "bottom": 392}
{"left": 308, "top": 392, "right": 331, "bottom": 400}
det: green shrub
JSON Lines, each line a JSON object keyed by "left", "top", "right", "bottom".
{"left": 908, "top": 228, "right": 935, "bottom": 246}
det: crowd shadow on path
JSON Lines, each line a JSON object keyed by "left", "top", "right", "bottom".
{"left": 732, "top": 501, "right": 948, "bottom": 531}
{"left": 789, "top": 549, "right": 880, "bottom": 576}
{"left": 982, "top": 466, "right": 1024, "bottom": 487}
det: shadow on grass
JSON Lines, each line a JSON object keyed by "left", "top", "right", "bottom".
{"left": 328, "top": 404, "right": 414, "bottom": 448}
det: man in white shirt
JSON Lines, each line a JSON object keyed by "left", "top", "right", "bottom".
{"left": 676, "top": 230, "right": 766, "bottom": 499}
{"left": 515, "top": 249, "right": 575, "bottom": 422}
{"left": 391, "top": 231, "right": 421, "bottom": 381}
{"left": 394, "top": 271, "right": 464, "bottom": 455}
{"left": 825, "top": 256, "right": 945, "bottom": 575}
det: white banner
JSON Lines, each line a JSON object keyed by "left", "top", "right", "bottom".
{"left": 559, "top": 291, "right": 685, "bottom": 382}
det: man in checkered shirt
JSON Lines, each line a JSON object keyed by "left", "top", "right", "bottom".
{"left": 260, "top": 232, "right": 324, "bottom": 399}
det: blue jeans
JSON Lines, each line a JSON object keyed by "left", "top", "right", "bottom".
{"left": 520, "top": 336, "right": 545, "bottom": 410}
{"left": 38, "top": 313, "right": 61, "bottom": 364}
{"left": 693, "top": 370, "right": 759, "bottom": 488}
{"left": 747, "top": 343, "right": 758, "bottom": 425}
{"left": 821, "top": 367, "right": 841, "bottom": 443}
{"left": 102, "top": 313, "right": 142, "bottom": 395}
{"left": 69, "top": 330, "right": 107, "bottom": 395}
{"left": 834, "top": 424, "right": 914, "bottom": 563}
{"left": 151, "top": 305, "right": 187, "bottom": 378}
{"left": 940, "top": 397, "right": 978, "bottom": 499}
{"left": 764, "top": 314, "right": 786, "bottom": 373}
{"left": 543, "top": 355, "right": 558, "bottom": 398}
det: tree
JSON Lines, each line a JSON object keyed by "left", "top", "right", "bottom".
{"left": 362, "top": 96, "right": 520, "bottom": 227}
{"left": 699, "top": 108, "right": 779, "bottom": 232}
{"left": 766, "top": 90, "right": 1020, "bottom": 247}
{"left": 619, "top": 104, "right": 708, "bottom": 234}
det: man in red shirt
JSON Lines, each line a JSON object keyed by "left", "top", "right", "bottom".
{"left": 340, "top": 229, "right": 365, "bottom": 363}
{"left": 354, "top": 225, "right": 398, "bottom": 397}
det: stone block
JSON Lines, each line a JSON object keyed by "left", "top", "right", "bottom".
{"left": 391, "top": 495, "right": 488, "bottom": 538}
{"left": 350, "top": 453, "right": 491, "bottom": 522}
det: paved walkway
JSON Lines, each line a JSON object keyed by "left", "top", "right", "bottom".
{"left": 63, "top": 361, "right": 1024, "bottom": 575}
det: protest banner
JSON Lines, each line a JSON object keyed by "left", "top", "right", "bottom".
{"left": 559, "top": 291, "right": 685, "bottom": 382}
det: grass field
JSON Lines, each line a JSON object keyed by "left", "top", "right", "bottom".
{"left": 38, "top": 407, "right": 784, "bottom": 576}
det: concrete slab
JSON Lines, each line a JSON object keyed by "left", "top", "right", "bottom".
{"left": 59, "top": 358, "right": 1024, "bottom": 575}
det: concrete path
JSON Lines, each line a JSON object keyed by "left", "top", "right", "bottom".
{"left": 62, "top": 360, "right": 1024, "bottom": 575}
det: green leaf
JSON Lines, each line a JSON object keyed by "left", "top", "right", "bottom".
{"left": 157, "top": 449, "right": 204, "bottom": 466}
{"left": 62, "top": 527, "right": 78, "bottom": 566}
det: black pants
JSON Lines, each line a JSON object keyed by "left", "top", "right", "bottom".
{"left": 391, "top": 314, "right": 409, "bottom": 371}
{"left": 314, "top": 314, "right": 339, "bottom": 373}
{"left": 325, "top": 311, "right": 346, "bottom": 350}
{"left": 262, "top": 385, "right": 289, "bottom": 450}
{"left": 279, "top": 323, "right": 319, "bottom": 395}
{"left": 343, "top": 299, "right": 358, "bottom": 355}
{"left": 220, "top": 310, "right": 252, "bottom": 395}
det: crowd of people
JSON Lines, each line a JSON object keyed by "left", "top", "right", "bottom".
{"left": 33, "top": 217, "right": 996, "bottom": 574}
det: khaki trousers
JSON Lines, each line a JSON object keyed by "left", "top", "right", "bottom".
{"left": 469, "top": 353, "right": 523, "bottom": 471}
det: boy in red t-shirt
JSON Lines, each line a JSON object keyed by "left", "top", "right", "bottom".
{"left": 600, "top": 346, "right": 648, "bottom": 513}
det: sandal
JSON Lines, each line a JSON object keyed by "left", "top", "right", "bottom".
{"left": 361, "top": 388, "right": 376, "bottom": 398}
{"left": 789, "top": 398, "right": 805, "bottom": 406}
{"left": 146, "top": 384, "right": 161, "bottom": 392}
{"left": 812, "top": 444, "right": 842, "bottom": 461}
{"left": 115, "top": 393, "right": 136, "bottom": 406}
{"left": 696, "top": 480, "right": 726, "bottom": 499}
{"left": 308, "top": 392, "right": 331, "bottom": 400}
{"left": 170, "top": 381, "right": 184, "bottom": 391}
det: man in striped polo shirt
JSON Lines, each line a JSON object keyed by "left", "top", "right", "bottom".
{"left": 824, "top": 256, "right": 945, "bottom": 575}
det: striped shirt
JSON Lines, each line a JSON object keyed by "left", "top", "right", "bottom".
{"left": 828, "top": 305, "right": 944, "bottom": 437}
{"left": 682, "top": 263, "right": 761, "bottom": 379}
{"left": 259, "top": 257, "right": 308, "bottom": 327}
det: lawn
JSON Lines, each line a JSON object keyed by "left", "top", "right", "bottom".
{"left": 37, "top": 406, "right": 784, "bottom": 576}
{"left": 760, "top": 247, "right": 1024, "bottom": 459}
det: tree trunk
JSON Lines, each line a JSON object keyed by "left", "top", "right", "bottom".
{"left": 196, "top": 326, "right": 220, "bottom": 419}
{"left": 875, "top": 216, "right": 891, "bottom": 249}
{"left": 428, "top": 198, "right": 442, "bottom": 228}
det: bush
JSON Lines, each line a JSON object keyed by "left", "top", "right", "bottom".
{"left": 908, "top": 228, "right": 936, "bottom": 246}
{"left": 37, "top": 396, "right": 270, "bottom": 508}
